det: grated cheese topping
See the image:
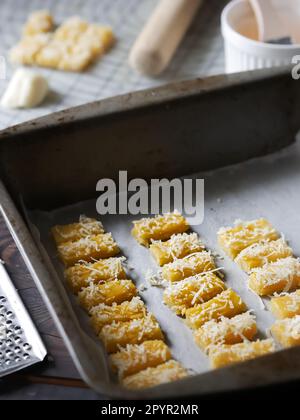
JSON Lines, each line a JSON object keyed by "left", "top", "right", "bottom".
{"left": 186, "top": 289, "right": 246, "bottom": 326}
{"left": 145, "top": 269, "right": 168, "bottom": 288}
{"left": 78, "top": 279, "right": 137, "bottom": 311}
{"left": 150, "top": 232, "right": 205, "bottom": 264}
{"left": 195, "top": 311, "right": 256, "bottom": 349}
{"left": 110, "top": 340, "right": 171, "bottom": 379}
{"left": 162, "top": 251, "right": 217, "bottom": 279}
{"left": 250, "top": 257, "right": 300, "bottom": 291}
{"left": 274, "top": 316, "right": 300, "bottom": 340}
{"left": 209, "top": 338, "right": 276, "bottom": 361}
{"left": 163, "top": 272, "right": 225, "bottom": 314}
{"left": 100, "top": 313, "right": 162, "bottom": 343}
{"left": 235, "top": 238, "right": 293, "bottom": 272}
{"left": 66, "top": 256, "right": 126, "bottom": 283}
{"left": 122, "top": 360, "right": 188, "bottom": 389}
{"left": 271, "top": 289, "right": 300, "bottom": 313}
{"left": 52, "top": 215, "right": 104, "bottom": 243}
{"left": 218, "top": 218, "right": 279, "bottom": 258}
{"left": 90, "top": 296, "right": 146, "bottom": 331}
{"left": 132, "top": 211, "right": 189, "bottom": 245}
{"left": 58, "top": 233, "right": 116, "bottom": 255}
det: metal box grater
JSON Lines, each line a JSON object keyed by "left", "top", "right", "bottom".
{"left": 1, "top": 67, "right": 300, "bottom": 398}
{"left": 0, "top": 260, "right": 47, "bottom": 377}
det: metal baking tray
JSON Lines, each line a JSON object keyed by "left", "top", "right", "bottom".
{"left": 1, "top": 66, "right": 300, "bottom": 398}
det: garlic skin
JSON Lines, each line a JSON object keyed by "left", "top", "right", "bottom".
{"left": 1, "top": 68, "right": 48, "bottom": 109}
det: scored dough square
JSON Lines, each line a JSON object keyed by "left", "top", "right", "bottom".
{"left": 131, "top": 212, "right": 189, "bottom": 247}
{"left": 35, "top": 38, "right": 94, "bottom": 72}
{"left": 23, "top": 10, "right": 54, "bottom": 36}
{"left": 64, "top": 257, "right": 126, "bottom": 294}
{"left": 10, "top": 14, "right": 115, "bottom": 72}
{"left": 185, "top": 289, "right": 247, "bottom": 329}
{"left": 248, "top": 257, "right": 300, "bottom": 296}
{"left": 161, "top": 251, "right": 216, "bottom": 282}
{"left": 122, "top": 360, "right": 188, "bottom": 390}
{"left": 209, "top": 339, "right": 276, "bottom": 369}
{"left": 271, "top": 316, "right": 300, "bottom": 348}
{"left": 51, "top": 216, "right": 104, "bottom": 246}
{"left": 110, "top": 340, "right": 171, "bottom": 379}
{"left": 150, "top": 232, "right": 205, "bottom": 266}
{"left": 90, "top": 297, "right": 147, "bottom": 334}
{"left": 54, "top": 16, "right": 89, "bottom": 42}
{"left": 58, "top": 49, "right": 94, "bottom": 72}
{"left": 163, "top": 273, "right": 226, "bottom": 315}
{"left": 218, "top": 219, "right": 279, "bottom": 259}
{"left": 35, "top": 38, "right": 68, "bottom": 69}
{"left": 235, "top": 238, "right": 293, "bottom": 273}
{"left": 194, "top": 312, "right": 257, "bottom": 351}
{"left": 99, "top": 314, "right": 164, "bottom": 353}
{"left": 269, "top": 290, "right": 300, "bottom": 319}
{"left": 76, "top": 25, "right": 115, "bottom": 55}
{"left": 10, "top": 33, "right": 51, "bottom": 65}
{"left": 78, "top": 279, "right": 137, "bottom": 312}
{"left": 57, "top": 232, "right": 119, "bottom": 266}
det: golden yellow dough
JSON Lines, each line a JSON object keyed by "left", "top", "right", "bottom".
{"left": 57, "top": 232, "right": 119, "bottom": 266}
{"left": 23, "top": 10, "right": 54, "bottom": 36}
{"left": 248, "top": 257, "right": 300, "bottom": 296}
{"left": 163, "top": 273, "right": 226, "bottom": 315}
{"left": 131, "top": 212, "right": 189, "bottom": 247}
{"left": 235, "top": 238, "right": 292, "bottom": 273}
{"left": 64, "top": 257, "right": 126, "bottom": 293}
{"left": 110, "top": 340, "right": 171, "bottom": 378}
{"left": 90, "top": 297, "right": 147, "bottom": 333}
{"left": 185, "top": 289, "right": 247, "bottom": 329}
{"left": 271, "top": 316, "right": 300, "bottom": 348}
{"left": 78, "top": 279, "right": 137, "bottom": 312}
{"left": 51, "top": 216, "right": 104, "bottom": 245}
{"left": 150, "top": 232, "right": 204, "bottom": 266}
{"left": 161, "top": 251, "right": 216, "bottom": 282}
{"left": 122, "top": 360, "right": 188, "bottom": 390}
{"left": 269, "top": 290, "right": 300, "bottom": 319}
{"left": 194, "top": 312, "right": 257, "bottom": 351}
{"left": 209, "top": 339, "right": 276, "bottom": 369}
{"left": 10, "top": 33, "right": 51, "bottom": 65}
{"left": 99, "top": 314, "right": 164, "bottom": 353}
{"left": 218, "top": 219, "right": 279, "bottom": 259}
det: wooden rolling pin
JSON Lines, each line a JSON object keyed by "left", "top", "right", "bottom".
{"left": 129, "top": 0, "right": 202, "bottom": 76}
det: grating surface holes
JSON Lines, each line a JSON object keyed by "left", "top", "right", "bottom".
{"left": 0, "top": 294, "right": 33, "bottom": 370}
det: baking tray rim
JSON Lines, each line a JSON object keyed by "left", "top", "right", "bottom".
{"left": 0, "top": 65, "right": 293, "bottom": 140}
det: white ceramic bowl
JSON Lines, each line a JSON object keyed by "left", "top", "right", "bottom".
{"left": 221, "top": 0, "right": 300, "bottom": 73}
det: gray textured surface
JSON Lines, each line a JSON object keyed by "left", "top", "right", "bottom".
{"left": 0, "top": 0, "right": 226, "bottom": 129}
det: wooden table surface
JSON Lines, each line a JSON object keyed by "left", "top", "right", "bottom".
{"left": 0, "top": 215, "right": 102, "bottom": 400}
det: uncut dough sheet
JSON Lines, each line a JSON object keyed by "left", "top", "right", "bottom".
{"left": 27, "top": 139, "right": 300, "bottom": 375}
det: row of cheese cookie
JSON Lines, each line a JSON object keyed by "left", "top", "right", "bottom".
{"left": 218, "top": 218, "right": 300, "bottom": 349}
{"left": 51, "top": 215, "right": 188, "bottom": 390}
{"left": 131, "top": 212, "right": 274, "bottom": 369}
